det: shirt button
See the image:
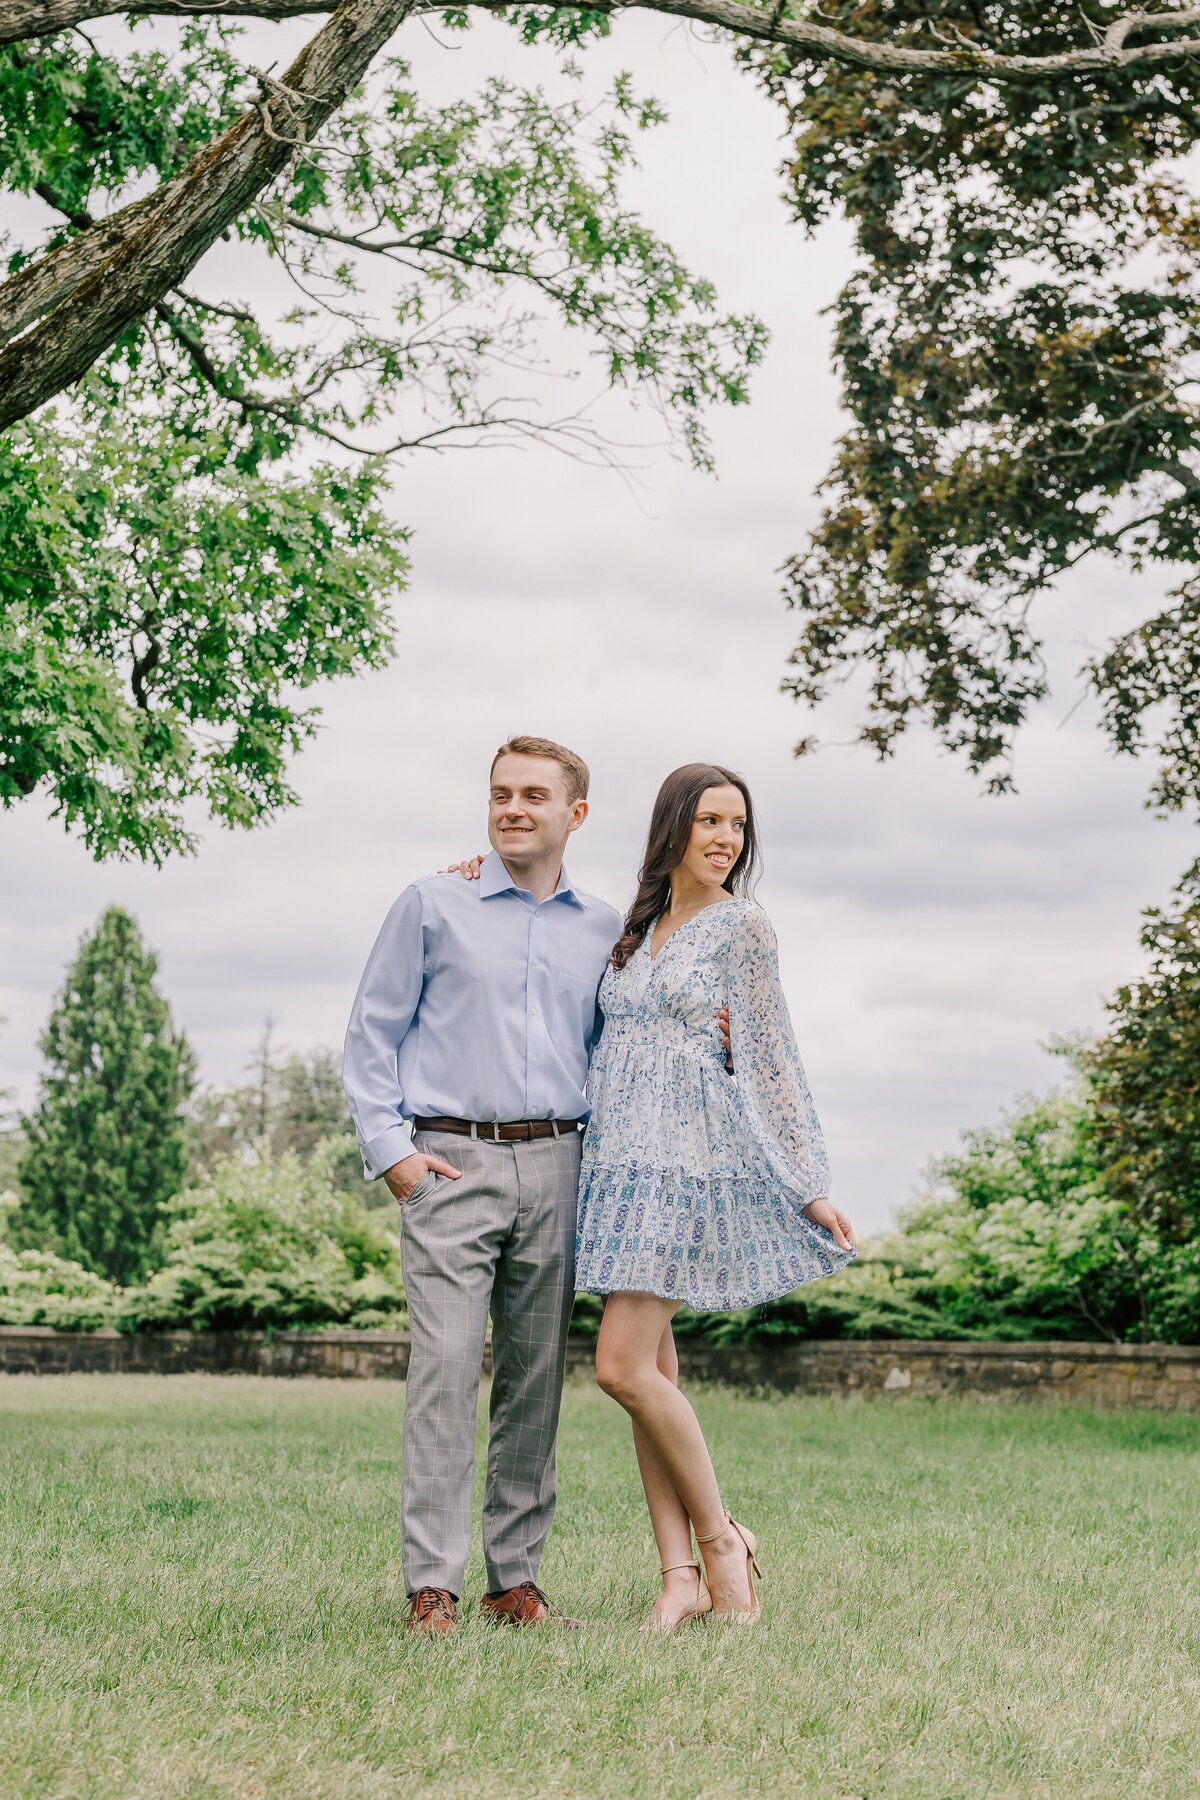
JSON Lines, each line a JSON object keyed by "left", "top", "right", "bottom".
{"left": 533, "top": 958, "right": 539, "bottom": 966}
{"left": 531, "top": 1106, "right": 539, "bottom": 1114}
{"left": 531, "top": 1006, "right": 539, "bottom": 1016}
{"left": 532, "top": 1056, "right": 539, "bottom": 1065}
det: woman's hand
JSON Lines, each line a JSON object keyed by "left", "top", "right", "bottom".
{"left": 802, "top": 1198, "right": 856, "bottom": 1251}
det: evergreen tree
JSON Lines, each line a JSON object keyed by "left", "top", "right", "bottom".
{"left": 16, "top": 907, "right": 195, "bottom": 1283}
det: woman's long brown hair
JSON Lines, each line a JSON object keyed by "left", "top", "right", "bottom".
{"left": 610, "top": 763, "right": 759, "bottom": 970}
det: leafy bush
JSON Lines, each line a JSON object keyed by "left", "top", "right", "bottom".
{"left": 886, "top": 1085, "right": 1147, "bottom": 1342}
{"left": 117, "top": 1143, "right": 406, "bottom": 1334}
{"left": 0, "top": 1244, "right": 118, "bottom": 1331}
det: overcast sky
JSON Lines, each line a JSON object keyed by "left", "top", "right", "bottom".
{"left": 2, "top": 15, "right": 1195, "bottom": 1232}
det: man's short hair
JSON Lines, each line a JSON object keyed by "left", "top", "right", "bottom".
{"left": 491, "top": 735, "right": 590, "bottom": 805}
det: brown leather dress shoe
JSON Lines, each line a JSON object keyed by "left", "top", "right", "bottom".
{"left": 480, "top": 1581, "right": 582, "bottom": 1628}
{"left": 406, "top": 1587, "right": 457, "bottom": 1634}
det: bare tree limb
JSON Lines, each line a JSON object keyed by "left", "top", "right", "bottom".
{"left": 0, "top": 0, "right": 329, "bottom": 39}
{"left": 0, "top": 0, "right": 419, "bottom": 430}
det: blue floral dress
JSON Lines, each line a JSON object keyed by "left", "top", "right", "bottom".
{"left": 575, "top": 897, "right": 853, "bottom": 1311}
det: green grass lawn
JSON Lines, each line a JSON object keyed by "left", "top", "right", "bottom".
{"left": 2, "top": 1375, "right": 1199, "bottom": 1800}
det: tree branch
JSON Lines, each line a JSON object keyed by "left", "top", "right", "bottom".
{"left": 280, "top": 210, "right": 600, "bottom": 310}
{"left": 0, "top": 0, "right": 328, "bottom": 39}
{"left": 129, "top": 612, "right": 162, "bottom": 710}
{"left": 152, "top": 297, "right": 333, "bottom": 430}
{"left": 0, "top": 185, "right": 171, "bottom": 349}
{"left": 0, "top": 0, "right": 420, "bottom": 431}
{"left": 4, "top": 0, "right": 1200, "bottom": 78}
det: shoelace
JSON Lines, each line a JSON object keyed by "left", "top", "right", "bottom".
{"left": 513, "top": 1582, "right": 551, "bottom": 1611}
{"left": 414, "top": 1587, "right": 453, "bottom": 1620}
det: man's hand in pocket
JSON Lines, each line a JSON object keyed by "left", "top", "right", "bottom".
{"left": 383, "top": 1154, "right": 462, "bottom": 1202}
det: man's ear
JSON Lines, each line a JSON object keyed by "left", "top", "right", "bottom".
{"left": 566, "top": 798, "right": 589, "bottom": 834}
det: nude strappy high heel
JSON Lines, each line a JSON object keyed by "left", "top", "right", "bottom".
{"left": 664, "top": 1558, "right": 713, "bottom": 1619}
{"left": 641, "top": 1558, "right": 712, "bottom": 1632}
{"left": 694, "top": 1511, "right": 763, "bottom": 1624}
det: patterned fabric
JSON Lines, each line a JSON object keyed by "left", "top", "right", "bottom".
{"left": 576, "top": 898, "right": 854, "bottom": 1311}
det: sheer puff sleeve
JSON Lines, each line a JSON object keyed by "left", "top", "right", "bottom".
{"left": 726, "top": 905, "right": 831, "bottom": 1207}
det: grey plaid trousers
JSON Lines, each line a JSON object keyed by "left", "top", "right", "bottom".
{"left": 398, "top": 1127, "right": 580, "bottom": 1599}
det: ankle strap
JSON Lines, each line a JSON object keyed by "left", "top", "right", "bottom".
{"left": 694, "top": 1511, "right": 732, "bottom": 1546}
{"left": 660, "top": 1559, "right": 701, "bottom": 1575}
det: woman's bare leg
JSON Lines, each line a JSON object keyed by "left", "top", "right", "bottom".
{"left": 631, "top": 1322, "right": 704, "bottom": 1627}
{"left": 596, "top": 1292, "right": 752, "bottom": 1615}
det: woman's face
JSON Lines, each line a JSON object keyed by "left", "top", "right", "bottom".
{"left": 678, "top": 784, "right": 746, "bottom": 891}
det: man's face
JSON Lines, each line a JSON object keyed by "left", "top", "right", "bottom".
{"left": 488, "top": 754, "right": 587, "bottom": 868}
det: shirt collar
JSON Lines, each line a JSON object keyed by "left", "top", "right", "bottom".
{"left": 479, "top": 851, "right": 583, "bottom": 907}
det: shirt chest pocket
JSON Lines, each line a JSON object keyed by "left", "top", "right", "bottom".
{"left": 551, "top": 970, "right": 599, "bottom": 1052}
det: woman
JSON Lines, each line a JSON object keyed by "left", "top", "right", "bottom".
{"left": 576, "top": 763, "right": 856, "bottom": 1630}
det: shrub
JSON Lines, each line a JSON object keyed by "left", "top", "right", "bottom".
{"left": 887, "top": 1084, "right": 1149, "bottom": 1341}
{"left": 118, "top": 1142, "right": 406, "bottom": 1334}
{"left": 0, "top": 1244, "right": 118, "bottom": 1331}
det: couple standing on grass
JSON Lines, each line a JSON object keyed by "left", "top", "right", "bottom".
{"left": 342, "top": 736, "right": 856, "bottom": 1635}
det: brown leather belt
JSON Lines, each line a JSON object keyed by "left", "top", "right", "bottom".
{"left": 413, "top": 1115, "right": 583, "bottom": 1143}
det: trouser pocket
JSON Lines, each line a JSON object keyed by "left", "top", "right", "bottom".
{"left": 401, "top": 1168, "right": 438, "bottom": 1206}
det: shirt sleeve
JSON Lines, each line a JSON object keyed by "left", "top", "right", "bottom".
{"left": 726, "top": 906, "right": 830, "bottom": 1206}
{"left": 342, "top": 885, "right": 426, "bottom": 1179}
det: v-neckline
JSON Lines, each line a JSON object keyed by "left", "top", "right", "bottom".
{"left": 647, "top": 897, "right": 733, "bottom": 963}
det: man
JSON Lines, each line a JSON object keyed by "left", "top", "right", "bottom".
{"left": 343, "top": 735, "right": 622, "bottom": 1633}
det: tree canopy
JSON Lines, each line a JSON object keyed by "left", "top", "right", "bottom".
{"left": 1, "top": 17, "right": 768, "bottom": 858}
{"left": 773, "top": 1, "right": 1200, "bottom": 809}
{"left": 4, "top": 1, "right": 1200, "bottom": 854}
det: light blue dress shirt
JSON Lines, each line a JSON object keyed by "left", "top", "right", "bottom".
{"left": 343, "top": 852, "right": 623, "bottom": 1179}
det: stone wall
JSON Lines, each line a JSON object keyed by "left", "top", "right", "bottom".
{"left": 649, "top": 1337, "right": 1200, "bottom": 1411}
{"left": 4, "top": 1325, "right": 1200, "bottom": 1409}
{"left": 0, "top": 1325, "right": 420, "bottom": 1381}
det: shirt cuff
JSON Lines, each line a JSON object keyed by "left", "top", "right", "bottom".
{"left": 362, "top": 1125, "right": 418, "bottom": 1182}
